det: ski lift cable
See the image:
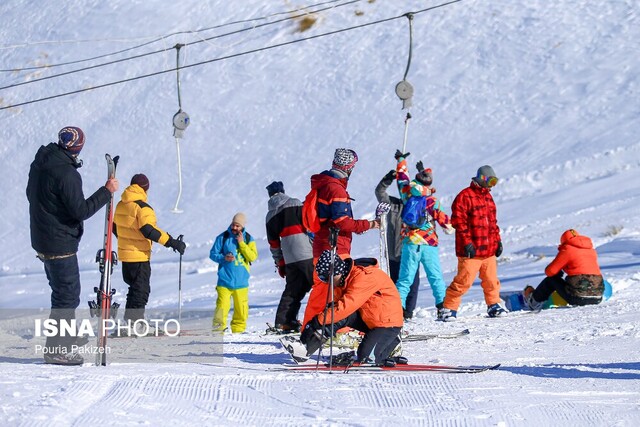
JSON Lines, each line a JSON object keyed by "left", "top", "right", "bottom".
{"left": 0, "top": 0, "right": 352, "bottom": 72}
{"left": 0, "top": 0, "right": 360, "bottom": 81}
{"left": 0, "top": 0, "right": 464, "bottom": 111}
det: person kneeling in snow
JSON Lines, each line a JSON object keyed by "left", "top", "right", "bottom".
{"left": 525, "top": 229, "right": 604, "bottom": 310}
{"left": 283, "top": 250, "right": 404, "bottom": 365}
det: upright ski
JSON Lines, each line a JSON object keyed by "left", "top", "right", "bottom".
{"left": 88, "top": 154, "right": 120, "bottom": 366}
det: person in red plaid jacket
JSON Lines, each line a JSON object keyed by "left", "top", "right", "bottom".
{"left": 440, "top": 165, "right": 507, "bottom": 321}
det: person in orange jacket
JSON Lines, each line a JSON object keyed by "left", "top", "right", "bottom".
{"left": 284, "top": 250, "right": 404, "bottom": 365}
{"left": 525, "top": 229, "right": 604, "bottom": 310}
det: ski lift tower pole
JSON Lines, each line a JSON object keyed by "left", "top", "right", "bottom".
{"left": 172, "top": 43, "right": 190, "bottom": 214}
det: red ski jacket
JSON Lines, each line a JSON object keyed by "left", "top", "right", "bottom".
{"left": 451, "top": 181, "right": 501, "bottom": 258}
{"left": 310, "top": 171, "right": 370, "bottom": 258}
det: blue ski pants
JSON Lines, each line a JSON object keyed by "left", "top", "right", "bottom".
{"left": 396, "top": 244, "right": 446, "bottom": 308}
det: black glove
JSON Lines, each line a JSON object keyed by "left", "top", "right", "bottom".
{"left": 416, "top": 160, "right": 424, "bottom": 172}
{"left": 495, "top": 241, "right": 503, "bottom": 257}
{"left": 394, "top": 149, "right": 410, "bottom": 160}
{"left": 300, "top": 316, "right": 329, "bottom": 344}
{"left": 464, "top": 243, "right": 476, "bottom": 259}
{"left": 382, "top": 169, "right": 396, "bottom": 185}
{"left": 278, "top": 264, "right": 286, "bottom": 278}
{"left": 165, "top": 236, "right": 186, "bottom": 255}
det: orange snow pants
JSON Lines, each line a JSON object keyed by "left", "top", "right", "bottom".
{"left": 443, "top": 256, "right": 501, "bottom": 310}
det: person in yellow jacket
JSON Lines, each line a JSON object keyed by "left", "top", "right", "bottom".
{"left": 113, "top": 174, "right": 186, "bottom": 324}
{"left": 209, "top": 213, "right": 258, "bottom": 333}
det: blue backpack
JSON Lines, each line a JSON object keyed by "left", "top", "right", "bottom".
{"left": 401, "top": 196, "right": 427, "bottom": 229}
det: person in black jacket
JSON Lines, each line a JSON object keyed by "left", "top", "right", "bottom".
{"left": 265, "top": 181, "right": 314, "bottom": 333}
{"left": 26, "top": 126, "right": 119, "bottom": 365}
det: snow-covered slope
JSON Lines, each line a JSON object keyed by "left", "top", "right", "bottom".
{"left": 1, "top": 0, "right": 639, "bottom": 425}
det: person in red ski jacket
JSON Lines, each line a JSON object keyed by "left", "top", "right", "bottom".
{"left": 525, "top": 229, "right": 604, "bottom": 310}
{"left": 301, "top": 148, "right": 379, "bottom": 330}
{"left": 441, "top": 165, "right": 507, "bottom": 321}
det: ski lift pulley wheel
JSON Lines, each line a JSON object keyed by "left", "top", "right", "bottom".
{"left": 395, "top": 80, "right": 414, "bottom": 110}
{"left": 173, "top": 110, "right": 190, "bottom": 139}
{"left": 395, "top": 80, "right": 414, "bottom": 100}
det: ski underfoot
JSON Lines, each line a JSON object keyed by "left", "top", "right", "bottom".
{"left": 274, "top": 362, "right": 501, "bottom": 373}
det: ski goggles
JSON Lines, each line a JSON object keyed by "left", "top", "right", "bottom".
{"left": 479, "top": 174, "right": 499, "bottom": 188}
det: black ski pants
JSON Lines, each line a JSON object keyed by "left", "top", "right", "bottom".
{"left": 275, "top": 259, "right": 314, "bottom": 327}
{"left": 357, "top": 326, "right": 402, "bottom": 364}
{"left": 43, "top": 254, "right": 81, "bottom": 352}
{"left": 122, "top": 261, "right": 151, "bottom": 321}
{"left": 532, "top": 275, "right": 602, "bottom": 306}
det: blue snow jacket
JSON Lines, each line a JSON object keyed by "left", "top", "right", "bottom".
{"left": 209, "top": 227, "right": 258, "bottom": 290}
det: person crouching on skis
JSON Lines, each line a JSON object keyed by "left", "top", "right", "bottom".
{"left": 299, "top": 250, "right": 404, "bottom": 366}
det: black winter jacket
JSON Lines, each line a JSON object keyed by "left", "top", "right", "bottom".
{"left": 26, "top": 143, "right": 111, "bottom": 255}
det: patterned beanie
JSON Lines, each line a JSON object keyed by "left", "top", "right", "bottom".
{"left": 232, "top": 212, "right": 247, "bottom": 227}
{"left": 130, "top": 174, "right": 150, "bottom": 191}
{"left": 332, "top": 148, "right": 358, "bottom": 173}
{"left": 315, "top": 250, "right": 350, "bottom": 283}
{"left": 58, "top": 127, "right": 85, "bottom": 154}
{"left": 266, "top": 181, "right": 285, "bottom": 197}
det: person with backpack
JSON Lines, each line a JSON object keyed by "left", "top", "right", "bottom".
{"left": 300, "top": 148, "right": 379, "bottom": 331}
{"left": 265, "top": 181, "right": 314, "bottom": 333}
{"left": 281, "top": 250, "right": 404, "bottom": 366}
{"left": 112, "top": 173, "right": 186, "bottom": 331}
{"left": 209, "top": 212, "right": 258, "bottom": 333}
{"left": 440, "top": 165, "right": 507, "bottom": 321}
{"left": 524, "top": 229, "right": 604, "bottom": 310}
{"left": 374, "top": 169, "right": 420, "bottom": 320}
{"left": 394, "top": 151, "right": 454, "bottom": 319}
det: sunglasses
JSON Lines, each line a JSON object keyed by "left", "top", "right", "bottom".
{"left": 479, "top": 174, "right": 499, "bottom": 187}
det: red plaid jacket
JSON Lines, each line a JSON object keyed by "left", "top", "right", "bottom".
{"left": 451, "top": 181, "right": 501, "bottom": 258}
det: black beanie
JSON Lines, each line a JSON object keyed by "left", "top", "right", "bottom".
{"left": 266, "top": 181, "right": 285, "bottom": 197}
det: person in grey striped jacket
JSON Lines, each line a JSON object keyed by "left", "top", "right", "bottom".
{"left": 265, "top": 181, "right": 314, "bottom": 333}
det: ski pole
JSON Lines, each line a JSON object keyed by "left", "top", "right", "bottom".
{"left": 177, "top": 234, "right": 184, "bottom": 328}
{"left": 402, "top": 112, "right": 412, "bottom": 154}
{"left": 318, "top": 227, "right": 339, "bottom": 370}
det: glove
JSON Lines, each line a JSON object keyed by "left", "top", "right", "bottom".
{"left": 165, "top": 236, "right": 186, "bottom": 255}
{"left": 300, "top": 316, "right": 328, "bottom": 344}
{"left": 495, "top": 241, "right": 503, "bottom": 257}
{"left": 464, "top": 243, "right": 476, "bottom": 259}
{"left": 278, "top": 264, "right": 286, "bottom": 278}
{"left": 394, "top": 149, "right": 410, "bottom": 160}
{"left": 443, "top": 224, "right": 455, "bottom": 235}
{"left": 416, "top": 160, "right": 424, "bottom": 172}
{"left": 382, "top": 169, "right": 396, "bottom": 185}
{"left": 375, "top": 202, "right": 391, "bottom": 218}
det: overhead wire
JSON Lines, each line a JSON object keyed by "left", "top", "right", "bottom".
{"left": 0, "top": 0, "right": 360, "bottom": 86}
{"left": 0, "top": 0, "right": 463, "bottom": 111}
{"left": 0, "top": 0, "right": 352, "bottom": 72}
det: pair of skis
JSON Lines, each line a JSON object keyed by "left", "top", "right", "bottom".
{"left": 88, "top": 154, "right": 119, "bottom": 366}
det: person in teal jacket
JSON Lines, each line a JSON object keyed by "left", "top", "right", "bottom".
{"left": 209, "top": 212, "right": 258, "bottom": 333}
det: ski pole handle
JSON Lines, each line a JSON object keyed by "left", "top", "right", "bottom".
{"left": 328, "top": 227, "right": 339, "bottom": 249}
{"left": 402, "top": 112, "right": 412, "bottom": 154}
